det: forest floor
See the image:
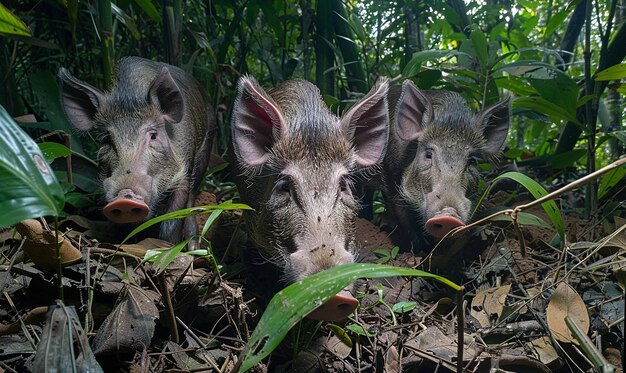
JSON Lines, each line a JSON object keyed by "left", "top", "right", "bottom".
{"left": 1, "top": 182, "right": 625, "bottom": 372}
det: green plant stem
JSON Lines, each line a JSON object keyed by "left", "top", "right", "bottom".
{"left": 315, "top": 0, "right": 335, "bottom": 96}
{"left": 97, "top": 0, "right": 114, "bottom": 83}
{"left": 331, "top": 0, "right": 368, "bottom": 93}
{"left": 565, "top": 316, "right": 615, "bottom": 372}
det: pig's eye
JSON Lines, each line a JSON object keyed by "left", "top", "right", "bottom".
{"left": 424, "top": 149, "right": 434, "bottom": 159}
{"left": 149, "top": 131, "right": 158, "bottom": 140}
{"left": 275, "top": 177, "right": 292, "bottom": 194}
{"left": 339, "top": 177, "right": 352, "bottom": 194}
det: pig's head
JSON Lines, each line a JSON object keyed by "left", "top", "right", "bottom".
{"left": 232, "top": 76, "right": 389, "bottom": 321}
{"left": 394, "top": 80, "right": 510, "bottom": 239}
{"left": 59, "top": 67, "right": 188, "bottom": 225}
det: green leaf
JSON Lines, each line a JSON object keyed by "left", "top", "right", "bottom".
{"left": 544, "top": 9, "right": 569, "bottom": 39}
{"left": 0, "top": 105, "right": 64, "bottom": 227}
{"left": 122, "top": 200, "right": 252, "bottom": 243}
{"left": 598, "top": 164, "right": 626, "bottom": 200}
{"left": 470, "top": 28, "right": 488, "bottom": 67}
{"left": 513, "top": 97, "right": 580, "bottom": 125}
{"left": 38, "top": 142, "right": 72, "bottom": 161}
{"left": 327, "top": 324, "right": 353, "bottom": 347}
{"left": 595, "top": 63, "right": 626, "bottom": 81}
{"left": 201, "top": 209, "right": 223, "bottom": 237}
{"left": 345, "top": 324, "right": 375, "bottom": 337}
{"left": 238, "top": 263, "right": 461, "bottom": 371}
{"left": 497, "top": 61, "right": 578, "bottom": 111}
{"left": 549, "top": 149, "right": 587, "bottom": 169}
{"left": 493, "top": 172, "right": 564, "bottom": 240}
{"left": 0, "top": 3, "right": 31, "bottom": 36}
{"left": 392, "top": 301, "right": 417, "bottom": 314}
{"left": 131, "top": 0, "right": 161, "bottom": 24}
{"left": 143, "top": 239, "right": 188, "bottom": 272}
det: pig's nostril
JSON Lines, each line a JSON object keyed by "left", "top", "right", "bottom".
{"left": 111, "top": 209, "right": 122, "bottom": 216}
{"left": 131, "top": 208, "right": 143, "bottom": 215}
{"left": 337, "top": 303, "right": 355, "bottom": 312}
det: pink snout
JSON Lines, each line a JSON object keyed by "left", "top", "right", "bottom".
{"left": 306, "top": 291, "right": 358, "bottom": 322}
{"left": 425, "top": 215, "right": 465, "bottom": 239}
{"left": 103, "top": 189, "right": 149, "bottom": 224}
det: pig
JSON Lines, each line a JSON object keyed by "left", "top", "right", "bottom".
{"left": 231, "top": 75, "right": 389, "bottom": 321}
{"left": 382, "top": 80, "right": 510, "bottom": 249}
{"left": 58, "top": 57, "right": 215, "bottom": 247}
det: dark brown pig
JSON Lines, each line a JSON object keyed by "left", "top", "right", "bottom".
{"left": 382, "top": 80, "right": 510, "bottom": 248}
{"left": 231, "top": 76, "right": 389, "bottom": 321}
{"left": 59, "top": 57, "right": 215, "bottom": 247}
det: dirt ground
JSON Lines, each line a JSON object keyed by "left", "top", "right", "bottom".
{"left": 0, "top": 186, "right": 624, "bottom": 372}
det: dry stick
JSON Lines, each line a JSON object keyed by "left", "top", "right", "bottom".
{"left": 456, "top": 289, "right": 465, "bottom": 373}
{"left": 158, "top": 272, "right": 179, "bottom": 343}
{"left": 445, "top": 156, "right": 626, "bottom": 257}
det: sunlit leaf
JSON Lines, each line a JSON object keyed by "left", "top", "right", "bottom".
{"left": 238, "top": 263, "right": 461, "bottom": 371}
{"left": 470, "top": 28, "right": 488, "bottom": 66}
{"left": 595, "top": 63, "right": 626, "bottom": 81}
{"left": 0, "top": 3, "right": 31, "bottom": 36}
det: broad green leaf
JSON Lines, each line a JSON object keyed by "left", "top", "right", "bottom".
{"left": 131, "top": 0, "right": 161, "bottom": 24}
{"left": 122, "top": 200, "right": 252, "bottom": 243}
{"left": 497, "top": 61, "right": 578, "bottom": 110}
{"left": 39, "top": 142, "right": 72, "bottom": 161}
{"left": 0, "top": 106, "right": 64, "bottom": 227}
{"left": 595, "top": 63, "right": 626, "bottom": 81}
{"left": 598, "top": 165, "right": 626, "bottom": 200}
{"left": 392, "top": 301, "right": 417, "bottom": 314}
{"left": 544, "top": 9, "right": 569, "bottom": 39}
{"left": 29, "top": 71, "right": 83, "bottom": 153}
{"left": 549, "top": 149, "right": 587, "bottom": 169}
{"left": 346, "top": 324, "right": 376, "bottom": 337}
{"left": 470, "top": 28, "right": 488, "bottom": 67}
{"left": 327, "top": 324, "right": 353, "bottom": 347}
{"left": 348, "top": 13, "right": 366, "bottom": 41}
{"left": 238, "top": 263, "right": 461, "bottom": 371}
{"left": 513, "top": 97, "right": 580, "bottom": 125}
{"left": 493, "top": 172, "right": 564, "bottom": 240}
{"left": 0, "top": 3, "right": 31, "bottom": 36}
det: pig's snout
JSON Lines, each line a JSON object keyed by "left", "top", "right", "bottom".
{"left": 306, "top": 290, "right": 358, "bottom": 322}
{"left": 425, "top": 207, "right": 465, "bottom": 239}
{"left": 103, "top": 189, "right": 150, "bottom": 224}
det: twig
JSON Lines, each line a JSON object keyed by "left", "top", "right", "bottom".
{"left": 443, "top": 156, "right": 626, "bottom": 256}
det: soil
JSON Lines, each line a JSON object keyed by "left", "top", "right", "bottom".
{"left": 0, "top": 186, "right": 624, "bottom": 372}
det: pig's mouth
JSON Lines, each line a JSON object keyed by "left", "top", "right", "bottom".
{"left": 103, "top": 188, "right": 150, "bottom": 224}
{"left": 425, "top": 208, "right": 466, "bottom": 239}
{"left": 305, "top": 290, "right": 358, "bottom": 322}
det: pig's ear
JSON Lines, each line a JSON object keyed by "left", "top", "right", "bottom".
{"left": 58, "top": 67, "right": 105, "bottom": 131}
{"left": 231, "top": 75, "right": 285, "bottom": 167}
{"left": 340, "top": 78, "right": 390, "bottom": 168}
{"left": 149, "top": 67, "right": 185, "bottom": 124}
{"left": 478, "top": 96, "right": 511, "bottom": 154}
{"left": 395, "top": 80, "right": 432, "bottom": 141}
